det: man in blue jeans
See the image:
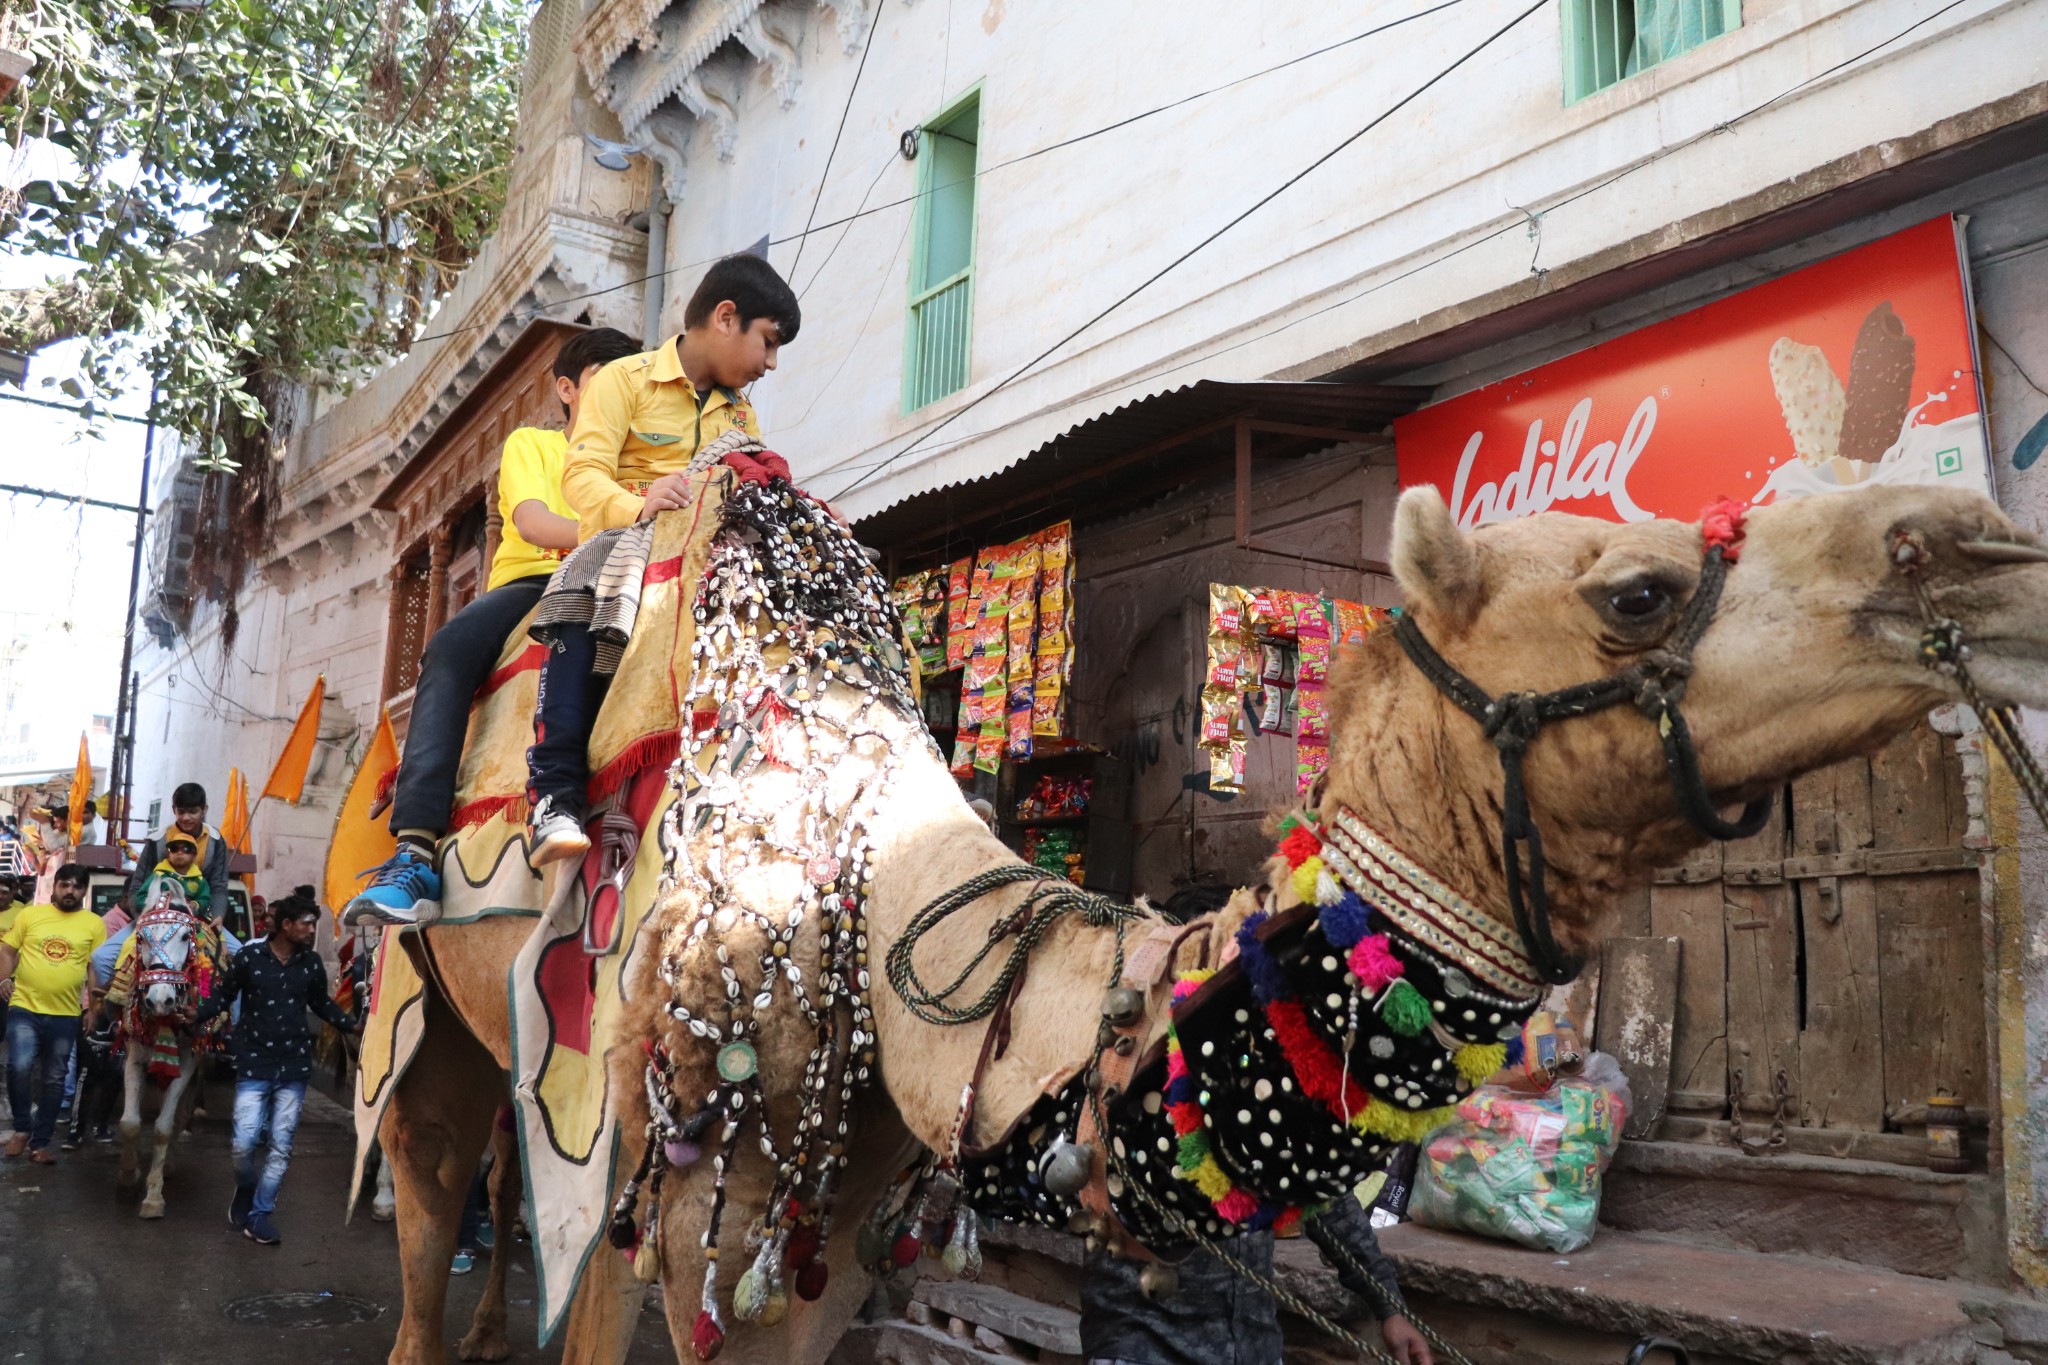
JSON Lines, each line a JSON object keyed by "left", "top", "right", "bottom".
{"left": 192, "top": 894, "right": 356, "bottom": 1243}
{"left": 1, "top": 864, "right": 105, "bottom": 1161}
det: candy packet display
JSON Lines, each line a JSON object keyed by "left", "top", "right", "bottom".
{"left": 944, "top": 558, "right": 975, "bottom": 671}
{"left": 1032, "top": 524, "right": 1076, "bottom": 739}
{"left": 1408, "top": 1052, "right": 1633, "bottom": 1253}
{"left": 1201, "top": 584, "right": 1253, "bottom": 792}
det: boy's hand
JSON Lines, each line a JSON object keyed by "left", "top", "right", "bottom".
{"left": 638, "top": 472, "right": 696, "bottom": 520}
{"left": 1380, "top": 1314, "right": 1433, "bottom": 1365}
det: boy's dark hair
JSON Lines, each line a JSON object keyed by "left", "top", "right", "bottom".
{"left": 53, "top": 862, "right": 86, "bottom": 886}
{"left": 166, "top": 838, "right": 197, "bottom": 854}
{"left": 171, "top": 782, "right": 206, "bottom": 810}
{"left": 552, "top": 327, "right": 641, "bottom": 385}
{"left": 683, "top": 254, "right": 800, "bottom": 344}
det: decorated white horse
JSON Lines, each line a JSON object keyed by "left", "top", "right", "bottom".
{"left": 106, "top": 881, "right": 225, "bottom": 1218}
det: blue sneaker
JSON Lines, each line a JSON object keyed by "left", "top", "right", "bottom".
{"left": 342, "top": 845, "right": 443, "bottom": 927}
{"left": 451, "top": 1247, "right": 478, "bottom": 1275}
{"left": 244, "top": 1210, "right": 282, "bottom": 1245}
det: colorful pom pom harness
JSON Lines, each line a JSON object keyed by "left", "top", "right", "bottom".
{"left": 960, "top": 806, "right": 1542, "bottom": 1248}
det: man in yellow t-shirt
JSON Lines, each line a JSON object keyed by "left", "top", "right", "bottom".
{"left": 2, "top": 863, "right": 106, "bottom": 1161}
{"left": 523, "top": 254, "right": 799, "bottom": 868}
{"left": 341, "top": 328, "right": 644, "bottom": 929}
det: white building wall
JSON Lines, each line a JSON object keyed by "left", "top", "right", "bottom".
{"left": 128, "top": 531, "right": 392, "bottom": 903}
{"left": 617, "top": 0, "right": 2046, "bottom": 516}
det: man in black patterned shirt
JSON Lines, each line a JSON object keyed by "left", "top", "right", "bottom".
{"left": 191, "top": 895, "right": 356, "bottom": 1244}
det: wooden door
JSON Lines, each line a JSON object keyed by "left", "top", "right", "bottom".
{"left": 1653, "top": 719, "right": 1984, "bottom": 1150}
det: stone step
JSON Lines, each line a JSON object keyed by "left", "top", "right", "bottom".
{"left": 1600, "top": 1139, "right": 2002, "bottom": 1284}
{"left": 1363, "top": 1223, "right": 2003, "bottom": 1365}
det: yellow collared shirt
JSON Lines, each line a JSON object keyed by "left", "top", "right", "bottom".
{"left": 560, "top": 338, "right": 762, "bottom": 539}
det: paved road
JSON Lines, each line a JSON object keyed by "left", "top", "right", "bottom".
{"left": 0, "top": 1083, "right": 678, "bottom": 1365}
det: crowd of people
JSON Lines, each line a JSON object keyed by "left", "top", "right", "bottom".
{"left": 0, "top": 255, "right": 1431, "bottom": 1361}
{"left": 0, "top": 781, "right": 359, "bottom": 1246}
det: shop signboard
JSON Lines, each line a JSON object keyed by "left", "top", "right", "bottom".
{"left": 1394, "top": 217, "right": 1988, "bottom": 525}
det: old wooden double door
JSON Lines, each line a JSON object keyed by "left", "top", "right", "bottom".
{"left": 1648, "top": 717, "right": 1985, "bottom": 1148}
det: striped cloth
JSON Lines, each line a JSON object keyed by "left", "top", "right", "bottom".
{"left": 527, "top": 429, "right": 768, "bottom": 675}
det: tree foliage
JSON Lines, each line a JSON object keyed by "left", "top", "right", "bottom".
{"left": 0, "top": 0, "right": 526, "bottom": 467}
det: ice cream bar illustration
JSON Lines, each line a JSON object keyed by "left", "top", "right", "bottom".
{"left": 1839, "top": 303, "right": 1916, "bottom": 464}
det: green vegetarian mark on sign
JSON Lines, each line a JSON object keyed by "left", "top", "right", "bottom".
{"left": 1935, "top": 447, "right": 1964, "bottom": 477}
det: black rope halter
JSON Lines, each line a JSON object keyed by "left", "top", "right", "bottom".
{"left": 1392, "top": 536, "right": 1771, "bottom": 984}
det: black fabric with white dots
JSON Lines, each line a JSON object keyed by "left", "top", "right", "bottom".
{"left": 957, "top": 912, "right": 1540, "bottom": 1251}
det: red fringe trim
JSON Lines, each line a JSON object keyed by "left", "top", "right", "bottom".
{"left": 587, "top": 732, "right": 681, "bottom": 806}
{"left": 451, "top": 793, "right": 530, "bottom": 834}
{"left": 373, "top": 765, "right": 399, "bottom": 806}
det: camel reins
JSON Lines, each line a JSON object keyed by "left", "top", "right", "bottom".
{"left": 1392, "top": 512, "right": 1770, "bottom": 985}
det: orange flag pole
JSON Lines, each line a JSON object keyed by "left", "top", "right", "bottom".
{"left": 260, "top": 675, "right": 327, "bottom": 806}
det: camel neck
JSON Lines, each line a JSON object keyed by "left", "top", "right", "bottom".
{"left": 1322, "top": 636, "right": 1609, "bottom": 964}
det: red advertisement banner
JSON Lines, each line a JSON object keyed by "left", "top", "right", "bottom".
{"left": 1394, "top": 218, "right": 1988, "bottom": 526}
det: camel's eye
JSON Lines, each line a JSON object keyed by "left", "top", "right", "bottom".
{"left": 1609, "top": 583, "right": 1670, "bottom": 618}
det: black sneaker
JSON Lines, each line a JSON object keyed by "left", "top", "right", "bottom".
{"left": 229, "top": 1184, "right": 255, "bottom": 1230}
{"left": 244, "top": 1210, "right": 281, "bottom": 1245}
{"left": 59, "top": 1132, "right": 81, "bottom": 1152}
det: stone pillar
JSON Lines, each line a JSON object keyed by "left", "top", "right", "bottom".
{"left": 482, "top": 483, "right": 503, "bottom": 580}
{"left": 425, "top": 526, "right": 452, "bottom": 637}
{"left": 379, "top": 557, "right": 412, "bottom": 704}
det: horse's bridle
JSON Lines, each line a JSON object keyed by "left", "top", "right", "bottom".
{"left": 1392, "top": 508, "right": 1769, "bottom": 984}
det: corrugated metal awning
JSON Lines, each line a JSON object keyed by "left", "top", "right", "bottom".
{"left": 852, "top": 379, "right": 1426, "bottom": 561}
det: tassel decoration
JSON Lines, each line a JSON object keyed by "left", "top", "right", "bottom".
{"left": 1378, "top": 979, "right": 1433, "bottom": 1036}
{"left": 1347, "top": 935, "right": 1404, "bottom": 994}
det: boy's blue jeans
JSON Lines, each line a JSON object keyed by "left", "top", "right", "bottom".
{"left": 231, "top": 1078, "right": 306, "bottom": 1216}
{"left": 5, "top": 1007, "right": 78, "bottom": 1151}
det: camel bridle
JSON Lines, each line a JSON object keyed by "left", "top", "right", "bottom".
{"left": 1392, "top": 517, "right": 1769, "bottom": 986}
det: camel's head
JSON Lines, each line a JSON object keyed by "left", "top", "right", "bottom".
{"left": 1331, "top": 483, "right": 2048, "bottom": 935}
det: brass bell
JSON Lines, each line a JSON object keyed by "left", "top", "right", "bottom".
{"left": 1042, "top": 1135, "right": 1095, "bottom": 1198}
{"left": 1103, "top": 987, "right": 1145, "bottom": 1028}
{"left": 1139, "top": 1261, "right": 1180, "bottom": 1303}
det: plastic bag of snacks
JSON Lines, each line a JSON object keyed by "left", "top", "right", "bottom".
{"left": 1407, "top": 1052, "right": 1632, "bottom": 1252}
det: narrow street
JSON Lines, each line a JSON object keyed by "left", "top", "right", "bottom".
{"left": 0, "top": 1086, "right": 675, "bottom": 1365}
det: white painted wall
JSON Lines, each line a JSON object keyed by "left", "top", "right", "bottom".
{"left": 127, "top": 531, "right": 391, "bottom": 904}
{"left": 620, "top": 0, "right": 2046, "bottom": 517}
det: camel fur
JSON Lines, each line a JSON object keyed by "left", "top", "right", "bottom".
{"left": 376, "top": 482, "right": 2048, "bottom": 1365}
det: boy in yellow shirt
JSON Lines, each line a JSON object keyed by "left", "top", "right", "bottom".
{"left": 343, "top": 327, "right": 643, "bottom": 927}
{"left": 1, "top": 864, "right": 106, "bottom": 1161}
{"left": 524, "top": 254, "right": 799, "bottom": 866}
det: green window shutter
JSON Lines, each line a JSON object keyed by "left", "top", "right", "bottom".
{"left": 1561, "top": 0, "right": 1740, "bottom": 103}
{"left": 904, "top": 89, "right": 981, "bottom": 412}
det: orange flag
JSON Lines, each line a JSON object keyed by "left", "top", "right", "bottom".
{"left": 68, "top": 734, "right": 92, "bottom": 845}
{"left": 261, "top": 675, "right": 327, "bottom": 805}
{"left": 325, "top": 707, "right": 400, "bottom": 919}
{"left": 221, "top": 767, "right": 250, "bottom": 853}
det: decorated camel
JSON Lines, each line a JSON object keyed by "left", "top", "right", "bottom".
{"left": 364, "top": 473, "right": 2048, "bottom": 1365}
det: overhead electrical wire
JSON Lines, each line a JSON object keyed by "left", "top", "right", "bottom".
{"left": 788, "top": 0, "right": 888, "bottom": 283}
{"left": 818, "top": 0, "right": 1981, "bottom": 494}
{"left": 827, "top": 0, "right": 1547, "bottom": 501}
{"left": 402, "top": 0, "right": 1471, "bottom": 346}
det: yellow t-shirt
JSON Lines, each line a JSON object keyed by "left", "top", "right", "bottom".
{"left": 0, "top": 902, "right": 22, "bottom": 938}
{"left": 3, "top": 902, "right": 108, "bottom": 1016}
{"left": 489, "top": 428, "right": 577, "bottom": 592}
{"left": 561, "top": 338, "right": 762, "bottom": 539}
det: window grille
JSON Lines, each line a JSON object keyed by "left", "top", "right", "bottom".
{"left": 1561, "top": 0, "right": 1739, "bottom": 101}
{"left": 904, "top": 91, "right": 981, "bottom": 412}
